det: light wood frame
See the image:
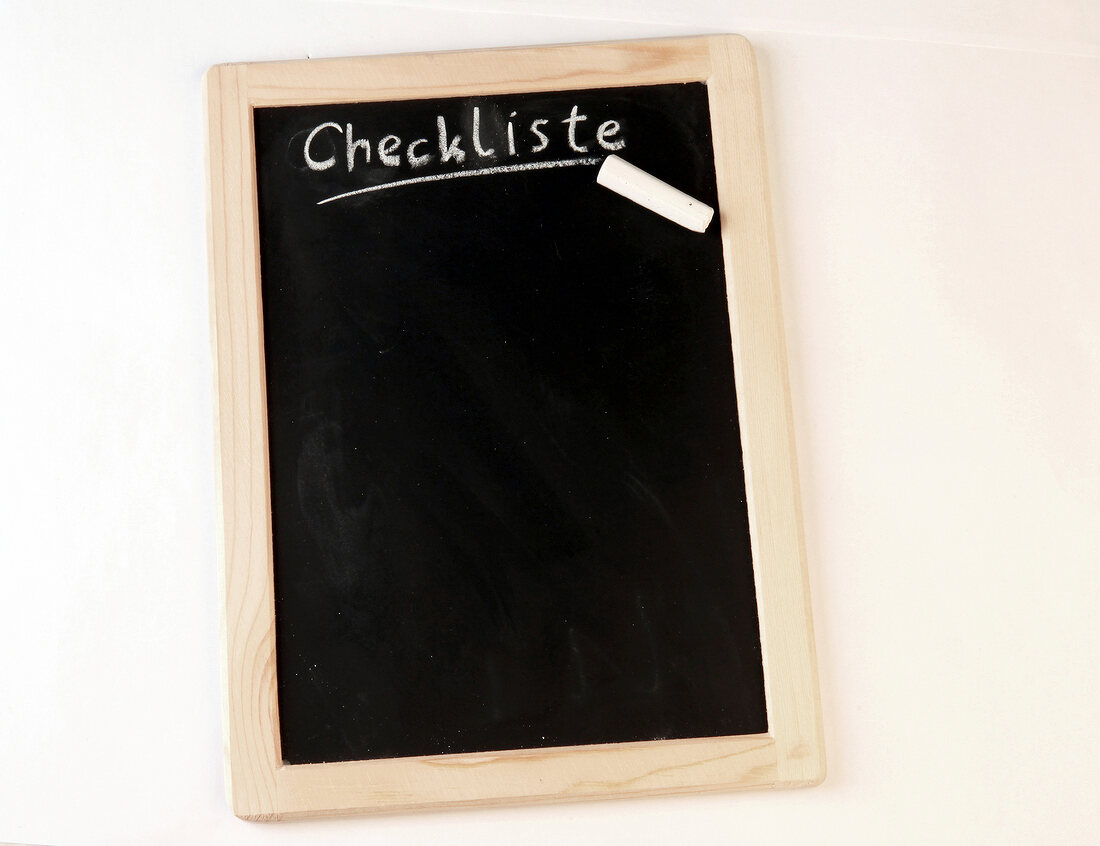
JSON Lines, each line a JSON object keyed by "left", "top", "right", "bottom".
{"left": 204, "top": 34, "right": 823, "bottom": 821}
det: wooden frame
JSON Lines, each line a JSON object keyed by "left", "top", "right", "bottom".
{"left": 204, "top": 34, "right": 823, "bottom": 821}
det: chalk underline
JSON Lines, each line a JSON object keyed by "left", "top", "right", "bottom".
{"left": 316, "top": 157, "right": 605, "bottom": 205}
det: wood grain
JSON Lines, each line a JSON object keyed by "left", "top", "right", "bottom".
{"left": 706, "top": 35, "right": 825, "bottom": 787}
{"left": 204, "top": 34, "right": 823, "bottom": 820}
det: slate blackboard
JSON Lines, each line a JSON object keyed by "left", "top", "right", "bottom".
{"left": 253, "top": 82, "right": 768, "bottom": 765}
{"left": 207, "top": 37, "right": 822, "bottom": 817}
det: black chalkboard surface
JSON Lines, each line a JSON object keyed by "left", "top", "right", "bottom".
{"left": 253, "top": 82, "right": 767, "bottom": 765}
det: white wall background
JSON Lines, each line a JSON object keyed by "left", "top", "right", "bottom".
{"left": 1, "top": 2, "right": 1098, "bottom": 844}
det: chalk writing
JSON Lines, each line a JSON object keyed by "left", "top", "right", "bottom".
{"left": 302, "top": 102, "right": 627, "bottom": 192}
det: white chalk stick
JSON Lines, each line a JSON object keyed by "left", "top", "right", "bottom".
{"left": 596, "top": 155, "right": 714, "bottom": 233}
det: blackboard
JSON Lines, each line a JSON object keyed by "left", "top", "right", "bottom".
{"left": 254, "top": 81, "right": 767, "bottom": 765}
{"left": 206, "top": 36, "right": 823, "bottom": 819}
